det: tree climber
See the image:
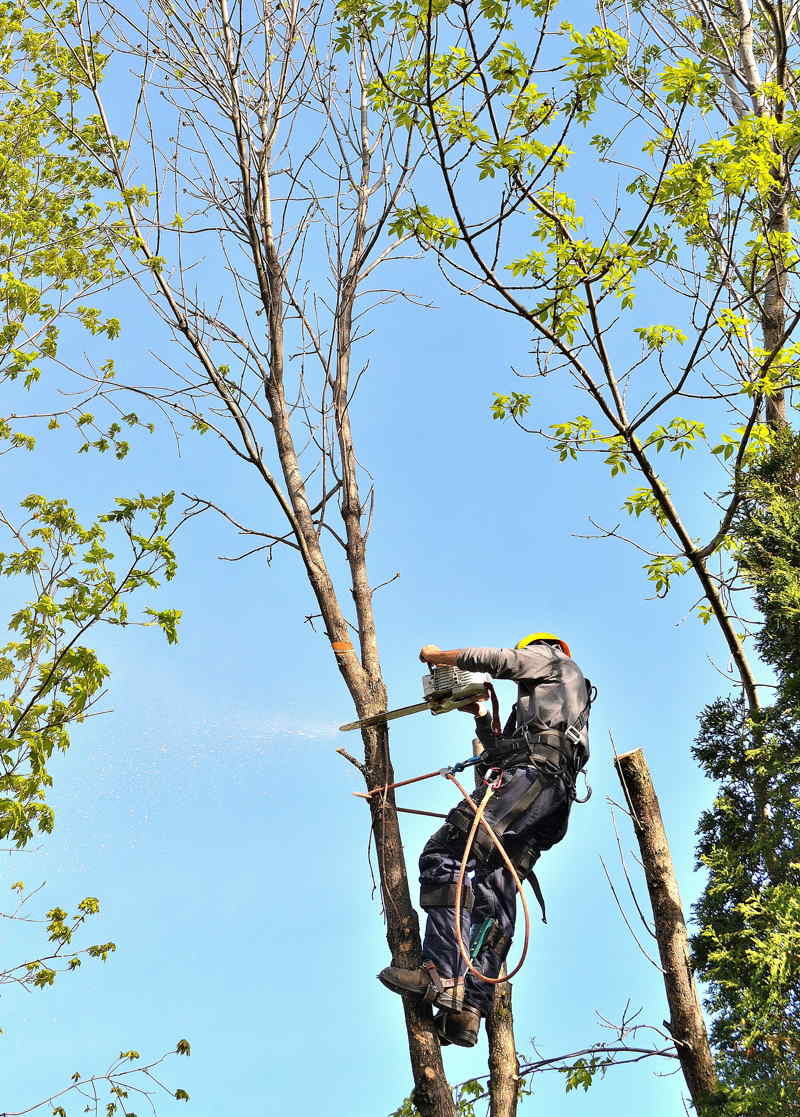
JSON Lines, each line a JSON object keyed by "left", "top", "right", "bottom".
{"left": 378, "top": 635, "right": 592, "bottom": 1048}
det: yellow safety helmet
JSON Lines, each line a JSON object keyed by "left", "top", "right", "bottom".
{"left": 516, "top": 632, "right": 571, "bottom": 657}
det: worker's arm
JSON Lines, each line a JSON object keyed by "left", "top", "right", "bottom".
{"left": 456, "top": 646, "right": 540, "bottom": 680}
{"left": 421, "top": 643, "right": 543, "bottom": 681}
{"left": 419, "top": 645, "right": 462, "bottom": 666}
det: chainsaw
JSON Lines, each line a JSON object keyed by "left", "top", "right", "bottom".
{"left": 339, "top": 666, "right": 491, "bottom": 732}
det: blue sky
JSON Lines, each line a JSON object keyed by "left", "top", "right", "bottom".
{"left": 1, "top": 6, "right": 760, "bottom": 1116}
{"left": 3, "top": 281, "right": 729, "bottom": 1115}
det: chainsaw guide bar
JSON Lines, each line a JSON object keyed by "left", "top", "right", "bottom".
{"left": 339, "top": 667, "right": 489, "bottom": 732}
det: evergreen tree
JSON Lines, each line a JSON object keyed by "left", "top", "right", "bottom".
{"left": 693, "top": 432, "right": 800, "bottom": 1115}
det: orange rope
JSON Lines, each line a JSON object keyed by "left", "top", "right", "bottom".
{"left": 353, "top": 767, "right": 445, "bottom": 799}
{"left": 447, "top": 772, "right": 531, "bottom": 985}
{"left": 353, "top": 763, "right": 532, "bottom": 984}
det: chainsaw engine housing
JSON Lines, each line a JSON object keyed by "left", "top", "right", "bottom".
{"left": 422, "top": 666, "right": 488, "bottom": 715}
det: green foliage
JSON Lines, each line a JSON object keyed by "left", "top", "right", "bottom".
{"left": 547, "top": 414, "right": 633, "bottom": 475}
{"left": 559, "top": 1054, "right": 604, "bottom": 1092}
{"left": 0, "top": 0, "right": 154, "bottom": 463}
{"left": 2, "top": 881, "right": 116, "bottom": 1001}
{"left": 389, "top": 205, "right": 459, "bottom": 248}
{"left": 623, "top": 485, "right": 667, "bottom": 525}
{"left": 693, "top": 431, "right": 800, "bottom": 1114}
{"left": 0, "top": 10, "right": 185, "bottom": 1117}
{"left": 659, "top": 56, "right": 717, "bottom": 110}
{"left": 0, "top": 491, "right": 180, "bottom": 848}
{"left": 491, "top": 390, "right": 531, "bottom": 420}
{"left": 739, "top": 433, "right": 800, "bottom": 687}
{"left": 0, "top": 0, "right": 124, "bottom": 402}
{"left": 644, "top": 417, "right": 706, "bottom": 456}
{"left": 643, "top": 553, "right": 686, "bottom": 596}
{"left": 357, "top": 4, "right": 800, "bottom": 1110}
{"left": 389, "top": 1079, "right": 484, "bottom": 1117}
{"left": 634, "top": 323, "right": 687, "bottom": 350}
{"left": 454, "top": 1079, "right": 483, "bottom": 1115}
{"left": 360, "top": 0, "right": 800, "bottom": 622}
{"left": 561, "top": 23, "right": 628, "bottom": 122}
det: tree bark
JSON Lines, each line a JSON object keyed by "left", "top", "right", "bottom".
{"left": 614, "top": 749, "right": 720, "bottom": 1111}
{"left": 485, "top": 980, "right": 520, "bottom": 1117}
{"left": 82, "top": 5, "right": 458, "bottom": 1111}
{"left": 365, "top": 724, "right": 456, "bottom": 1116}
{"left": 472, "top": 737, "right": 520, "bottom": 1117}
{"left": 733, "top": 0, "right": 789, "bottom": 430}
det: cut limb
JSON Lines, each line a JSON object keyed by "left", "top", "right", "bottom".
{"left": 614, "top": 749, "right": 720, "bottom": 1110}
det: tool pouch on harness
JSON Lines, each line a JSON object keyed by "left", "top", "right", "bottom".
{"left": 470, "top": 917, "right": 512, "bottom": 962}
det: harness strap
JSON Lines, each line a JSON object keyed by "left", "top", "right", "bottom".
{"left": 421, "top": 881, "right": 474, "bottom": 912}
{"left": 421, "top": 961, "right": 444, "bottom": 1004}
{"left": 526, "top": 870, "right": 548, "bottom": 924}
{"left": 526, "top": 734, "right": 573, "bottom": 767}
{"left": 520, "top": 677, "right": 594, "bottom": 755}
{"left": 565, "top": 680, "right": 594, "bottom": 743}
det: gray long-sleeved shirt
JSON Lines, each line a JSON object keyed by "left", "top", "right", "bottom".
{"left": 456, "top": 645, "right": 590, "bottom": 760}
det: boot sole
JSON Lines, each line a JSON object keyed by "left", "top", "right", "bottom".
{"left": 435, "top": 1010, "right": 480, "bottom": 1048}
{"left": 442, "top": 1030, "right": 478, "bottom": 1048}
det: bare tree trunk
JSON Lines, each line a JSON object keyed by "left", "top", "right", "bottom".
{"left": 614, "top": 749, "right": 720, "bottom": 1110}
{"left": 733, "top": 0, "right": 789, "bottom": 429}
{"left": 366, "top": 724, "right": 456, "bottom": 1116}
{"left": 485, "top": 981, "right": 520, "bottom": 1117}
{"left": 472, "top": 737, "right": 520, "bottom": 1117}
{"left": 73, "top": 2, "right": 458, "bottom": 1111}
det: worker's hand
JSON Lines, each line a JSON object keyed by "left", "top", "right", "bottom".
{"left": 459, "top": 700, "right": 488, "bottom": 717}
{"left": 419, "top": 644, "right": 441, "bottom": 664}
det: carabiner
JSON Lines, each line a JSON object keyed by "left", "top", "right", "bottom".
{"left": 448, "top": 754, "right": 482, "bottom": 776}
{"left": 482, "top": 767, "right": 504, "bottom": 790}
{"left": 573, "top": 769, "right": 592, "bottom": 804}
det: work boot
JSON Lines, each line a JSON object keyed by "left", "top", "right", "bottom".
{"left": 377, "top": 962, "right": 463, "bottom": 1012}
{"left": 435, "top": 1006, "right": 481, "bottom": 1048}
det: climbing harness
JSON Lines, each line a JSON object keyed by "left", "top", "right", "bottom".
{"left": 481, "top": 680, "right": 597, "bottom": 804}
{"left": 340, "top": 667, "right": 502, "bottom": 736}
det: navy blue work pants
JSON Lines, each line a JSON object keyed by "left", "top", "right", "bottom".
{"left": 419, "top": 765, "right": 570, "bottom": 1018}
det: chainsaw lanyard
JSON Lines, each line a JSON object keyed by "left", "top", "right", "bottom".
{"left": 486, "top": 681, "right": 502, "bottom": 737}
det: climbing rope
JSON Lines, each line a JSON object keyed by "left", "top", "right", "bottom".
{"left": 446, "top": 769, "right": 531, "bottom": 985}
{"left": 356, "top": 757, "right": 532, "bottom": 986}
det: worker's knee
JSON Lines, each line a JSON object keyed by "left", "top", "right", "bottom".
{"left": 444, "top": 802, "right": 495, "bottom": 861}
{"left": 419, "top": 823, "right": 460, "bottom": 863}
